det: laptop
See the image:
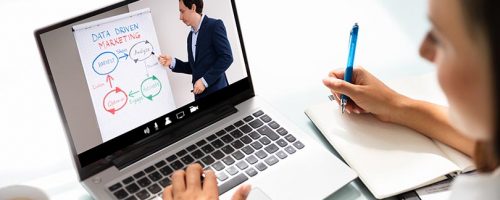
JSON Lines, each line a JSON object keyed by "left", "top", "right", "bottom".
{"left": 34, "top": 0, "right": 357, "bottom": 199}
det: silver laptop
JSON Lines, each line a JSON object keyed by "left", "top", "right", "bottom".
{"left": 34, "top": 0, "right": 357, "bottom": 199}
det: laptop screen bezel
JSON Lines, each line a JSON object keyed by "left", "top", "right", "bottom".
{"left": 34, "top": 0, "right": 254, "bottom": 180}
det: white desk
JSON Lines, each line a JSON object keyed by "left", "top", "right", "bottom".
{"left": 0, "top": 0, "right": 434, "bottom": 199}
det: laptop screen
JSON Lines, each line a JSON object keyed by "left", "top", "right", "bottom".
{"left": 35, "top": 0, "right": 252, "bottom": 178}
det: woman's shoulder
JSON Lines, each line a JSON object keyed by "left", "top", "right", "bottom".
{"left": 449, "top": 168, "right": 500, "bottom": 200}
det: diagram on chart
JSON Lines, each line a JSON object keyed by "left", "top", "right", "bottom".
{"left": 92, "top": 40, "right": 164, "bottom": 115}
{"left": 73, "top": 8, "right": 176, "bottom": 142}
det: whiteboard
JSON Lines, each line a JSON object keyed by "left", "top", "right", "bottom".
{"left": 73, "top": 8, "right": 176, "bottom": 142}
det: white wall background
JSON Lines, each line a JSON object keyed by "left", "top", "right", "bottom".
{"left": 0, "top": 0, "right": 433, "bottom": 198}
{"left": 129, "top": 0, "right": 248, "bottom": 107}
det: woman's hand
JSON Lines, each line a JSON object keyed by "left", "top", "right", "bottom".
{"left": 322, "top": 66, "right": 408, "bottom": 122}
{"left": 162, "top": 164, "right": 251, "bottom": 200}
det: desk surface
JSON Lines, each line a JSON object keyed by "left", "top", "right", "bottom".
{"left": 0, "top": 0, "right": 433, "bottom": 199}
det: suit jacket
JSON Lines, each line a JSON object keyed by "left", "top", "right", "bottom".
{"left": 173, "top": 16, "right": 233, "bottom": 100}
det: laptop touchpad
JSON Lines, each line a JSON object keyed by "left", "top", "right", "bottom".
{"left": 247, "top": 187, "right": 273, "bottom": 200}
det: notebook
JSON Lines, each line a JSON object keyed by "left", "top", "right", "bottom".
{"left": 305, "top": 73, "right": 475, "bottom": 199}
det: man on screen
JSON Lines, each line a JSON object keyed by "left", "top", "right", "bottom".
{"left": 159, "top": 0, "right": 233, "bottom": 100}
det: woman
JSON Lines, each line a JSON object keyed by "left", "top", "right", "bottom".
{"left": 162, "top": 0, "right": 499, "bottom": 199}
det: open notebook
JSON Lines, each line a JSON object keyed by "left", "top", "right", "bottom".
{"left": 305, "top": 73, "right": 475, "bottom": 199}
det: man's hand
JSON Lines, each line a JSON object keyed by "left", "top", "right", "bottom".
{"left": 159, "top": 54, "right": 173, "bottom": 69}
{"left": 193, "top": 79, "right": 206, "bottom": 95}
{"left": 162, "top": 164, "right": 251, "bottom": 200}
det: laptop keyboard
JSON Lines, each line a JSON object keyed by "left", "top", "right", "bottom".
{"left": 108, "top": 110, "right": 305, "bottom": 200}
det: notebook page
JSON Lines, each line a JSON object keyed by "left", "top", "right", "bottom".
{"left": 433, "top": 141, "right": 475, "bottom": 172}
{"left": 305, "top": 102, "right": 461, "bottom": 199}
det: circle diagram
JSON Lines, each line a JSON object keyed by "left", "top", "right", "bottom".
{"left": 92, "top": 51, "right": 119, "bottom": 75}
{"left": 129, "top": 40, "right": 155, "bottom": 63}
{"left": 102, "top": 87, "right": 128, "bottom": 114}
{"left": 141, "top": 75, "right": 162, "bottom": 101}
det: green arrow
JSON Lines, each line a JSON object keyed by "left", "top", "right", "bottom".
{"left": 129, "top": 90, "right": 139, "bottom": 98}
{"left": 151, "top": 75, "right": 158, "bottom": 81}
{"left": 145, "top": 95, "right": 153, "bottom": 101}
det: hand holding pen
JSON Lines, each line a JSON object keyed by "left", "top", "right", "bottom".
{"left": 322, "top": 23, "right": 408, "bottom": 121}
{"left": 323, "top": 65, "right": 408, "bottom": 121}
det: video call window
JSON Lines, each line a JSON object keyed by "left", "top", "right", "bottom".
{"left": 39, "top": 0, "right": 247, "bottom": 154}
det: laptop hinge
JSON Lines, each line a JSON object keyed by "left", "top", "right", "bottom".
{"left": 111, "top": 104, "right": 238, "bottom": 170}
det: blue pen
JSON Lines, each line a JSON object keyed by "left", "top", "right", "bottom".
{"left": 341, "top": 23, "right": 359, "bottom": 114}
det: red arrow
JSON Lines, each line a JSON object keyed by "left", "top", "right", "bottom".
{"left": 106, "top": 75, "right": 114, "bottom": 88}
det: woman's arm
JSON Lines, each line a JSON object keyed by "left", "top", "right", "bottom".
{"left": 323, "top": 67, "right": 476, "bottom": 157}
{"left": 392, "top": 97, "right": 476, "bottom": 157}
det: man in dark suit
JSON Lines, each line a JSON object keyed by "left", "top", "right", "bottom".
{"left": 159, "top": 0, "right": 233, "bottom": 100}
